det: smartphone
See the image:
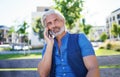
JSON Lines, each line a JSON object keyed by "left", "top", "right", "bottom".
{"left": 48, "top": 30, "right": 53, "bottom": 37}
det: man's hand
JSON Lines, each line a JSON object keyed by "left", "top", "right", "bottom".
{"left": 44, "top": 28, "right": 54, "bottom": 45}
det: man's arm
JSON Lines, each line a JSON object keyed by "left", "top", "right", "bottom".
{"left": 83, "top": 55, "right": 100, "bottom": 77}
{"left": 38, "top": 44, "right": 53, "bottom": 77}
{"left": 38, "top": 28, "right": 54, "bottom": 77}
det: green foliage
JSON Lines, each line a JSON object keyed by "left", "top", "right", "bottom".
{"left": 54, "top": 0, "right": 84, "bottom": 29}
{"left": 95, "top": 49, "right": 120, "bottom": 56}
{"left": 118, "top": 26, "right": 120, "bottom": 35}
{"left": 82, "top": 24, "right": 92, "bottom": 35}
{"left": 15, "top": 21, "right": 29, "bottom": 43}
{"left": 115, "top": 48, "right": 120, "bottom": 51}
{"left": 99, "top": 65, "right": 120, "bottom": 68}
{"left": 99, "top": 46, "right": 105, "bottom": 49}
{"left": 111, "top": 22, "right": 119, "bottom": 37}
{"left": 0, "top": 47, "right": 11, "bottom": 51}
{"left": 78, "top": 23, "right": 92, "bottom": 35}
{"left": 32, "top": 18, "right": 44, "bottom": 39}
{"left": 16, "top": 21, "right": 29, "bottom": 35}
{"left": 106, "top": 43, "right": 112, "bottom": 50}
{"left": 0, "top": 53, "right": 42, "bottom": 60}
{"left": 8, "top": 26, "right": 15, "bottom": 34}
{"left": 100, "top": 32, "right": 108, "bottom": 42}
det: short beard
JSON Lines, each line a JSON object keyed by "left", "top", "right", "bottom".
{"left": 52, "top": 26, "right": 65, "bottom": 37}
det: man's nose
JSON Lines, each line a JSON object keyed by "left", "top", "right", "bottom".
{"left": 51, "top": 23, "right": 56, "bottom": 28}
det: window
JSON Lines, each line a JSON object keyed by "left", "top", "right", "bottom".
{"left": 44, "top": 8, "right": 49, "bottom": 11}
{"left": 113, "top": 16, "right": 115, "bottom": 21}
{"left": 117, "top": 14, "right": 120, "bottom": 19}
{"left": 106, "top": 19, "right": 109, "bottom": 23}
{"left": 118, "top": 20, "right": 120, "bottom": 25}
{"left": 110, "top": 17, "right": 112, "bottom": 22}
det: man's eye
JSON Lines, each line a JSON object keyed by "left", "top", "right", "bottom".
{"left": 55, "top": 19, "right": 58, "bottom": 22}
{"left": 47, "top": 23, "right": 51, "bottom": 26}
{"left": 55, "top": 19, "right": 57, "bottom": 21}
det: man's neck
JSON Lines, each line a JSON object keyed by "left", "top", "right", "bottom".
{"left": 56, "top": 31, "right": 66, "bottom": 42}
{"left": 56, "top": 31, "right": 66, "bottom": 48}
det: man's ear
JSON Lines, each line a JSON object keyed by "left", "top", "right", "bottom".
{"left": 62, "top": 19, "right": 66, "bottom": 24}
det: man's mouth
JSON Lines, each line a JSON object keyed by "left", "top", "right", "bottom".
{"left": 53, "top": 27, "right": 60, "bottom": 33}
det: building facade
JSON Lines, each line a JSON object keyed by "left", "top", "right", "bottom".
{"left": 89, "top": 26, "right": 107, "bottom": 41}
{"left": 106, "top": 8, "right": 120, "bottom": 39}
{"left": 30, "top": 6, "right": 51, "bottom": 47}
{"left": 0, "top": 25, "right": 10, "bottom": 44}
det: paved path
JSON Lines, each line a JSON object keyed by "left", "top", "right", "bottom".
{"left": 97, "top": 55, "right": 120, "bottom": 77}
{"left": 0, "top": 54, "right": 120, "bottom": 77}
{"left": 97, "top": 55, "right": 120, "bottom": 65}
{"left": 0, "top": 59, "right": 41, "bottom": 68}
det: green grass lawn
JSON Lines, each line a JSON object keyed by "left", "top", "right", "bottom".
{"left": 0, "top": 65, "right": 120, "bottom": 71}
{"left": 95, "top": 49, "right": 120, "bottom": 56}
{"left": 0, "top": 68, "right": 37, "bottom": 71}
{"left": 0, "top": 48, "right": 120, "bottom": 60}
{"left": 99, "top": 65, "right": 120, "bottom": 68}
{"left": 0, "top": 53, "right": 42, "bottom": 60}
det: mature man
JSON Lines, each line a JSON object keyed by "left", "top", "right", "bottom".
{"left": 38, "top": 9, "right": 100, "bottom": 77}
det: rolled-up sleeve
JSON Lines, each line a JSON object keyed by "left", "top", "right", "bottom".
{"left": 42, "top": 44, "right": 47, "bottom": 58}
{"left": 78, "top": 33, "right": 95, "bottom": 57}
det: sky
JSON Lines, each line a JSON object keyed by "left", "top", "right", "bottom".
{"left": 0, "top": 0, "right": 120, "bottom": 27}
{"left": 0, "top": 0, "right": 53, "bottom": 27}
{"left": 83, "top": 0, "right": 120, "bottom": 26}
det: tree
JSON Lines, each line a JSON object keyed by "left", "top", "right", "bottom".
{"left": 16, "top": 21, "right": 29, "bottom": 43}
{"left": 8, "top": 26, "right": 15, "bottom": 35}
{"left": 100, "top": 32, "right": 108, "bottom": 42}
{"left": 53, "top": 0, "right": 84, "bottom": 30}
{"left": 111, "top": 22, "right": 118, "bottom": 37}
{"left": 82, "top": 24, "right": 92, "bottom": 35}
{"left": 16, "top": 21, "right": 28, "bottom": 35}
{"left": 79, "top": 23, "right": 92, "bottom": 35}
{"left": 118, "top": 26, "right": 120, "bottom": 38}
{"left": 32, "top": 18, "right": 44, "bottom": 40}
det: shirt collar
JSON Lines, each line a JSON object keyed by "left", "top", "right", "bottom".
{"left": 54, "top": 32, "right": 69, "bottom": 42}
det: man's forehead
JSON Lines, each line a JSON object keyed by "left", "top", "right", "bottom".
{"left": 46, "top": 14, "right": 59, "bottom": 21}
{"left": 46, "top": 14, "right": 59, "bottom": 19}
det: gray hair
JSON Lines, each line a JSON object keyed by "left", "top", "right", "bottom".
{"left": 41, "top": 9, "right": 65, "bottom": 27}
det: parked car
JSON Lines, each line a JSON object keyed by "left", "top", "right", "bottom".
{"left": 10, "top": 43, "right": 30, "bottom": 51}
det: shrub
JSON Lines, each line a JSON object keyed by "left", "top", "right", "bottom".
{"left": 115, "top": 48, "right": 120, "bottom": 51}
{"left": 99, "top": 46, "right": 104, "bottom": 49}
{"left": 103, "top": 40, "right": 120, "bottom": 51}
{"left": 100, "top": 32, "right": 108, "bottom": 42}
{"left": 0, "top": 47, "right": 11, "bottom": 51}
{"left": 106, "top": 43, "right": 112, "bottom": 50}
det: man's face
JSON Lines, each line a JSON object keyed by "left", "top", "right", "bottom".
{"left": 45, "top": 14, "right": 65, "bottom": 37}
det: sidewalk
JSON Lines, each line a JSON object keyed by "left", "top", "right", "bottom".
{"left": 97, "top": 55, "right": 120, "bottom": 77}
{"left": 97, "top": 55, "right": 120, "bottom": 65}
{"left": 0, "top": 49, "right": 42, "bottom": 54}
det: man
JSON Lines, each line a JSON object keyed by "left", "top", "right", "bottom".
{"left": 38, "top": 9, "right": 100, "bottom": 77}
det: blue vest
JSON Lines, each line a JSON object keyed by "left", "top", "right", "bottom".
{"left": 50, "top": 34, "right": 88, "bottom": 77}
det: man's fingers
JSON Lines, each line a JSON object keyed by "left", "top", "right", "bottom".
{"left": 44, "top": 28, "right": 48, "bottom": 38}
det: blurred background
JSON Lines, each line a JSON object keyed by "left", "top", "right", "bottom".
{"left": 0, "top": 0, "right": 120, "bottom": 77}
